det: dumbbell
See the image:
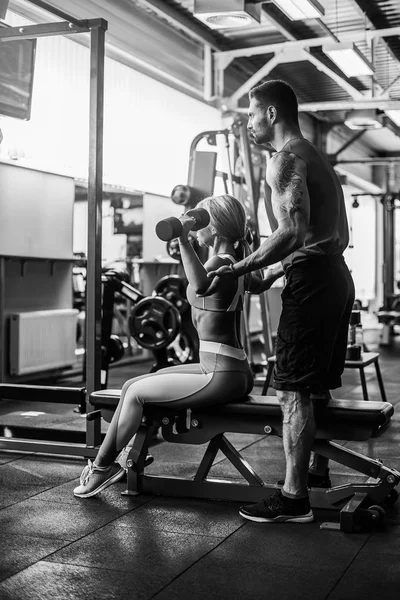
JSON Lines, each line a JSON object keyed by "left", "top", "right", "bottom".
{"left": 155, "top": 208, "right": 210, "bottom": 242}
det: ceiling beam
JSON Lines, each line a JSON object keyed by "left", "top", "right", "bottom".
{"left": 298, "top": 99, "right": 400, "bottom": 112}
{"left": 260, "top": 4, "right": 365, "bottom": 101}
{"left": 231, "top": 98, "right": 400, "bottom": 113}
{"left": 337, "top": 157, "right": 400, "bottom": 164}
{"left": 24, "top": 0, "right": 82, "bottom": 25}
{"left": 377, "top": 74, "right": 400, "bottom": 97}
{"left": 228, "top": 52, "right": 286, "bottom": 105}
{"left": 224, "top": 7, "right": 365, "bottom": 108}
{"left": 215, "top": 25, "right": 400, "bottom": 62}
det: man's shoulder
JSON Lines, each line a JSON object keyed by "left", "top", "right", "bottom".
{"left": 267, "top": 151, "right": 307, "bottom": 177}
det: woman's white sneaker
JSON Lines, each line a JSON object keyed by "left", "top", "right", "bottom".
{"left": 73, "top": 460, "right": 125, "bottom": 498}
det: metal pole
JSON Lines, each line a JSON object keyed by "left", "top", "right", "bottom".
{"left": 235, "top": 122, "right": 273, "bottom": 357}
{"left": 86, "top": 20, "right": 107, "bottom": 447}
{"left": 382, "top": 166, "right": 396, "bottom": 310}
{"left": 336, "top": 157, "right": 400, "bottom": 165}
{"left": 330, "top": 130, "right": 366, "bottom": 161}
{"left": 0, "top": 257, "right": 5, "bottom": 381}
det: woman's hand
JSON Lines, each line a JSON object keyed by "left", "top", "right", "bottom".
{"left": 178, "top": 213, "right": 196, "bottom": 244}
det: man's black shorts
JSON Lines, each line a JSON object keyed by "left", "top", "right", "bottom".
{"left": 273, "top": 255, "right": 355, "bottom": 393}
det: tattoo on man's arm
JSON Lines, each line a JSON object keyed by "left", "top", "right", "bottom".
{"left": 275, "top": 154, "right": 304, "bottom": 218}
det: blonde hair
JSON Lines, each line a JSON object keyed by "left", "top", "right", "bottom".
{"left": 197, "top": 194, "right": 252, "bottom": 260}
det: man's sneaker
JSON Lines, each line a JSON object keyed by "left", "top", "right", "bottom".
{"left": 277, "top": 469, "right": 331, "bottom": 489}
{"left": 73, "top": 460, "right": 125, "bottom": 498}
{"left": 239, "top": 490, "right": 314, "bottom": 523}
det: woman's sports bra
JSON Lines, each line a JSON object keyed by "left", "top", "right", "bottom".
{"left": 186, "top": 254, "right": 245, "bottom": 312}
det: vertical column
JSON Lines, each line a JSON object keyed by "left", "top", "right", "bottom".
{"left": 203, "top": 44, "right": 213, "bottom": 102}
{"left": 86, "top": 20, "right": 107, "bottom": 446}
{"left": 0, "top": 257, "right": 5, "bottom": 381}
{"left": 382, "top": 165, "right": 396, "bottom": 310}
{"left": 236, "top": 121, "right": 273, "bottom": 357}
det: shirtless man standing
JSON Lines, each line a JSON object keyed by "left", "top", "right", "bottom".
{"left": 208, "top": 80, "right": 355, "bottom": 523}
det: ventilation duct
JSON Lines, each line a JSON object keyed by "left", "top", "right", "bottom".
{"left": 193, "top": 0, "right": 261, "bottom": 29}
{"left": 344, "top": 109, "right": 383, "bottom": 130}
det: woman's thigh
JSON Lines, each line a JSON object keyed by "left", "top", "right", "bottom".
{"left": 126, "top": 368, "right": 249, "bottom": 410}
{"left": 121, "top": 363, "right": 204, "bottom": 394}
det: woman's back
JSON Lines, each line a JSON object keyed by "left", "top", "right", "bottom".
{"left": 186, "top": 254, "right": 245, "bottom": 348}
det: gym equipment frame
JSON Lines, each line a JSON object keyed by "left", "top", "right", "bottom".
{"left": 0, "top": 3, "right": 107, "bottom": 457}
{"left": 90, "top": 389, "right": 400, "bottom": 533}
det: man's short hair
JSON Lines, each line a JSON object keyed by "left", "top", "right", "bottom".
{"left": 249, "top": 80, "right": 299, "bottom": 123}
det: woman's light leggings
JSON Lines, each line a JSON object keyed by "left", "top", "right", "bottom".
{"left": 95, "top": 349, "right": 253, "bottom": 468}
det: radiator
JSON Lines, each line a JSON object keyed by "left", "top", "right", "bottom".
{"left": 9, "top": 309, "right": 79, "bottom": 375}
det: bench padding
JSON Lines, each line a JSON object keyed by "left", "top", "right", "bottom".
{"left": 90, "top": 390, "right": 393, "bottom": 430}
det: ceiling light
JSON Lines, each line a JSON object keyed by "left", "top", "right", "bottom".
{"left": 271, "top": 0, "right": 324, "bottom": 20}
{"left": 344, "top": 109, "right": 383, "bottom": 130}
{"left": 193, "top": 0, "right": 261, "bottom": 29}
{"left": 385, "top": 110, "right": 400, "bottom": 127}
{"left": 323, "top": 42, "right": 374, "bottom": 78}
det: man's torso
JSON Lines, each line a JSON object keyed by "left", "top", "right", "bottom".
{"left": 265, "top": 137, "right": 349, "bottom": 271}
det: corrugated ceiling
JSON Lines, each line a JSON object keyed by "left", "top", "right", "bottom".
{"left": 7, "top": 0, "right": 400, "bottom": 154}
{"left": 165, "top": 0, "right": 400, "bottom": 152}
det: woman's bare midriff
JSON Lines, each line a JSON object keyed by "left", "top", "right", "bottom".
{"left": 191, "top": 307, "right": 242, "bottom": 348}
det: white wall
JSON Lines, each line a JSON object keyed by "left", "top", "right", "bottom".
{"left": 0, "top": 11, "right": 222, "bottom": 197}
{"left": 0, "top": 161, "right": 74, "bottom": 259}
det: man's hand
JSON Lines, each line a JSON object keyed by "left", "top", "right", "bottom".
{"left": 258, "top": 271, "right": 278, "bottom": 293}
{"left": 206, "top": 265, "right": 234, "bottom": 279}
{"left": 200, "top": 265, "right": 235, "bottom": 297}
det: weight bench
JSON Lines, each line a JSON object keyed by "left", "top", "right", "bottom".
{"left": 89, "top": 390, "right": 400, "bottom": 533}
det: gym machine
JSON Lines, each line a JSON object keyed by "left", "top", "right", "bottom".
{"left": 168, "top": 122, "right": 274, "bottom": 374}
{"left": 352, "top": 191, "right": 400, "bottom": 344}
{"left": 0, "top": 13, "right": 108, "bottom": 458}
{"left": 101, "top": 267, "right": 184, "bottom": 385}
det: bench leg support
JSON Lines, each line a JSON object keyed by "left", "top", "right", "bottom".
{"left": 194, "top": 435, "right": 223, "bottom": 481}
{"left": 122, "top": 424, "right": 156, "bottom": 496}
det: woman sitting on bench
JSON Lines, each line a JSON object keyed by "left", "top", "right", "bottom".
{"left": 74, "top": 194, "right": 263, "bottom": 498}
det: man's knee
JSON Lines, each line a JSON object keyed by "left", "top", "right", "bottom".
{"left": 277, "top": 390, "right": 312, "bottom": 425}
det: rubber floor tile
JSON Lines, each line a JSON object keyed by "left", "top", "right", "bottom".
{"left": 32, "top": 477, "right": 153, "bottom": 510}
{"left": 0, "top": 483, "right": 52, "bottom": 509}
{"left": 358, "top": 523, "right": 400, "bottom": 556}
{"left": 209, "top": 520, "right": 368, "bottom": 570}
{"left": 0, "top": 497, "right": 136, "bottom": 541}
{"left": 0, "top": 560, "right": 166, "bottom": 600}
{"left": 114, "top": 496, "right": 245, "bottom": 537}
{"left": 149, "top": 441, "right": 213, "bottom": 464}
{"left": 0, "top": 451, "right": 30, "bottom": 465}
{"left": 46, "top": 522, "right": 222, "bottom": 575}
{"left": 152, "top": 557, "right": 343, "bottom": 600}
{"left": 0, "top": 456, "right": 82, "bottom": 488}
{"left": 145, "top": 461, "right": 199, "bottom": 478}
{"left": 209, "top": 454, "right": 285, "bottom": 483}
{"left": 0, "top": 534, "right": 69, "bottom": 583}
{"left": 328, "top": 552, "right": 400, "bottom": 599}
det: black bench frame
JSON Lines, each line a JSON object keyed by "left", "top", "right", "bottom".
{"left": 89, "top": 394, "right": 400, "bottom": 533}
